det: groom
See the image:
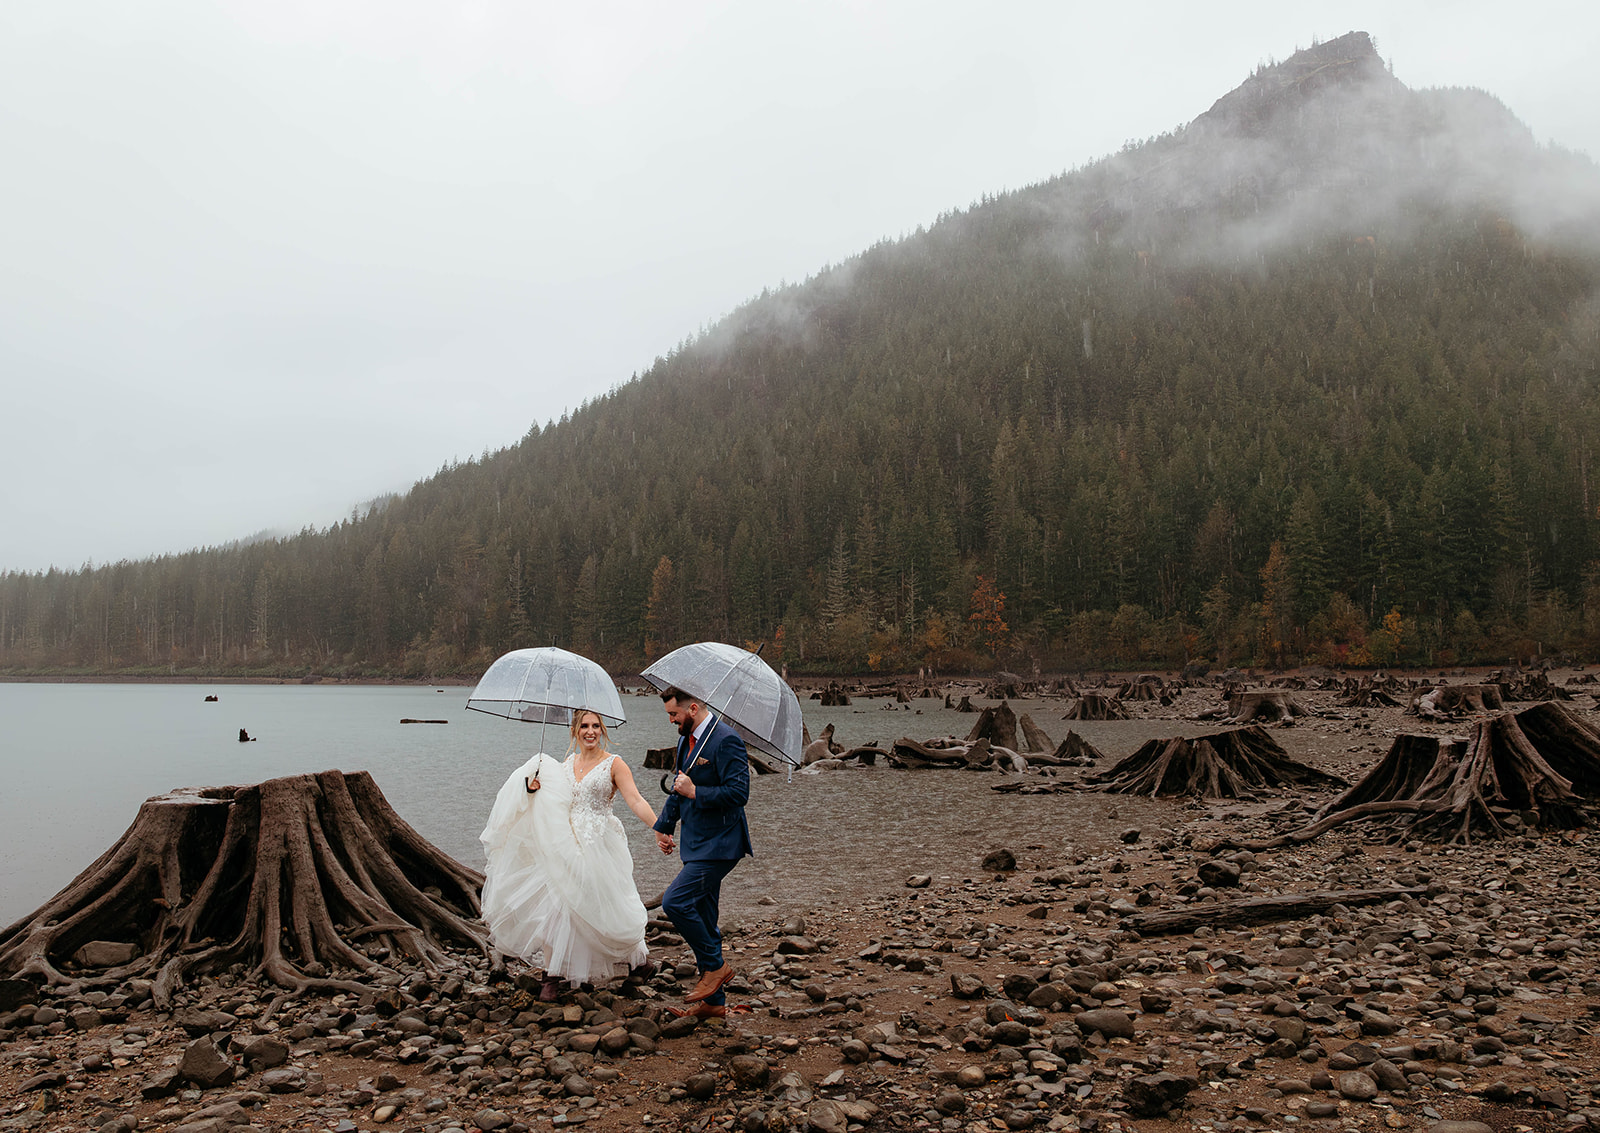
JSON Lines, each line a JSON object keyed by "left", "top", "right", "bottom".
{"left": 653, "top": 685, "right": 752, "bottom": 1016}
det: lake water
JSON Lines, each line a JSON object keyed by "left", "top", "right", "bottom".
{"left": 0, "top": 682, "right": 1188, "bottom": 929}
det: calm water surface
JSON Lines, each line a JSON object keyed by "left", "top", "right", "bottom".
{"left": 0, "top": 683, "right": 1190, "bottom": 927}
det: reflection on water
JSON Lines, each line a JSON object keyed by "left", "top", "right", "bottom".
{"left": 0, "top": 684, "right": 1194, "bottom": 926}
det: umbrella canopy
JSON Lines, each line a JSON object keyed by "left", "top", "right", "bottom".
{"left": 642, "top": 642, "right": 803, "bottom": 766}
{"left": 467, "top": 647, "right": 627, "bottom": 727}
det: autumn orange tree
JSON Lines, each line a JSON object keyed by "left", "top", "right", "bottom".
{"left": 969, "top": 575, "right": 1009, "bottom": 662}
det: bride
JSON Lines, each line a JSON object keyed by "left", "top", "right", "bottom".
{"left": 479, "top": 708, "right": 658, "bottom": 999}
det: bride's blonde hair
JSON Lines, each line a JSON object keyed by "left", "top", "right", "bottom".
{"left": 568, "top": 709, "right": 611, "bottom": 752}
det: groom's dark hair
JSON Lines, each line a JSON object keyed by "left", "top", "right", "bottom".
{"left": 658, "top": 686, "right": 694, "bottom": 706}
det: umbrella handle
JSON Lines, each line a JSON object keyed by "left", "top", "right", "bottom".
{"left": 659, "top": 771, "right": 674, "bottom": 795}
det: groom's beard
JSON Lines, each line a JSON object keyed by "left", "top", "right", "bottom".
{"left": 678, "top": 719, "right": 694, "bottom": 737}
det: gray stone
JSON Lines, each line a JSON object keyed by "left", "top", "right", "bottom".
{"left": 240, "top": 1037, "right": 289, "bottom": 1071}
{"left": 806, "top": 1099, "right": 848, "bottom": 1133}
{"left": 259, "top": 1067, "right": 307, "bottom": 1093}
{"left": 598, "top": 1027, "right": 631, "bottom": 1055}
{"left": 1122, "top": 1073, "right": 1195, "bottom": 1118}
{"left": 471, "top": 1110, "right": 511, "bottom": 1132}
{"left": 174, "top": 1009, "right": 237, "bottom": 1037}
{"left": 1198, "top": 860, "right": 1242, "bottom": 888}
{"left": 73, "top": 942, "right": 140, "bottom": 968}
{"left": 561, "top": 1075, "right": 593, "bottom": 1098}
{"left": 1360, "top": 1009, "right": 1400, "bottom": 1036}
{"left": 1270, "top": 1017, "right": 1307, "bottom": 1047}
{"left": 1075, "top": 1008, "right": 1135, "bottom": 1040}
{"left": 950, "top": 973, "right": 987, "bottom": 999}
{"left": 140, "top": 1069, "right": 183, "bottom": 1100}
{"left": 180, "top": 1038, "right": 236, "bottom": 1089}
{"left": 684, "top": 1073, "right": 717, "bottom": 1100}
{"left": 1337, "top": 1070, "right": 1378, "bottom": 1101}
{"left": 1370, "top": 1058, "right": 1407, "bottom": 1091}
{"left": 729, "top": 1056, "right": 770, "bottom": 1089}
{"left": 982, "top": 848, "right": 1016, "bottom": 872}
{"left": 1426, "top": 1124, "right": 1493, "bottom": 1133}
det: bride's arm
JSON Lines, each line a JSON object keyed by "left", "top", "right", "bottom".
{"left": 611, "top": 757, "right": 657, "bottom": 828}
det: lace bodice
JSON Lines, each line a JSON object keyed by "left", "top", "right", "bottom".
{"left": 567, "top": 754, "right": 623, "bottom": 847}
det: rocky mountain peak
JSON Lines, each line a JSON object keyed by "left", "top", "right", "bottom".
{"left": 1193, "top": 31, "right": 1402, "bottom": 136}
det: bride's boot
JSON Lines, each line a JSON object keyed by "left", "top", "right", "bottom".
{"left": 539, "top": 976, "right": 562, "bottom": 1002}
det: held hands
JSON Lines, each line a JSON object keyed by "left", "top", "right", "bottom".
{"left": 670, "top": 771, "right": 696, "bottom": 799}
{"left": 656, "top": 832, "right": 675, "bottom": 854}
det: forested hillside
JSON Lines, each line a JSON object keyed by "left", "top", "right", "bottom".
{"left": 4, "top": 33, "right": 1599, "bottom": 677}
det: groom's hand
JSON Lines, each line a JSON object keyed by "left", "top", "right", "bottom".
{"left": 671, "top": 772, "right": 696, "bottom": 799}
{"left": 656, "top": 832, "right": 675, "bottom": 854}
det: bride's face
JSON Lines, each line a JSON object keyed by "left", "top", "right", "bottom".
{"left": 576, "top": 712, "right": 604, "bottom": 752}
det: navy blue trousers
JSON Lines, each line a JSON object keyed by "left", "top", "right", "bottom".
{"left": 660, "top": 858, "right": 739, "bottom": 1005}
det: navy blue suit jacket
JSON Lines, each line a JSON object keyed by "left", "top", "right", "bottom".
{"left": 652, "top": 714, "right": 753, "bottom": 861}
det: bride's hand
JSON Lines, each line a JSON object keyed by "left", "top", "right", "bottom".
{"left": 525, "top": 777, "right": 540, "bottom": 793}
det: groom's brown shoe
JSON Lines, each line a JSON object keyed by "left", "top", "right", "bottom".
{"left": 683, "top": 962, "right": 734, "bottom": 1003}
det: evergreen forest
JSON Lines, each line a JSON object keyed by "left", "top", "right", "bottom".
{"left": 4, "top": 33, "right": 1600, "bottom": 678}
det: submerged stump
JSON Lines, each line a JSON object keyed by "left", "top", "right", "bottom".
{"left": 0, "top": 770, "right": 488, "bottom": 1006}
{"left": 1087, "top": 726, "right": 1347, "bottom": 799}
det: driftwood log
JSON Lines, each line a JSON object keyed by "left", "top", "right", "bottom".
{"left": 1088, "top": 726, "right": 1347, "bottom": 799}
{"left": 1121, "top": 887, "right": 1426, "bottom": 936}
{"left": 0, "top": 771, "right": 487, "bottom": 1007}
{"left": 646, "top": 745, "right": 784, "bottom": 775}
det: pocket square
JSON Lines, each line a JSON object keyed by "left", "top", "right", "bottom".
{"left": 692, "top": 756, "right": 709, "bottom": 767}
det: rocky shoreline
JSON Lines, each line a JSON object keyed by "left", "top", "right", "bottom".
{"left": 6, "top": 809, "right": 1597, "bottom": 1133}
{"left": 8, "top": 672, "right": 1600, "bottom": 1133}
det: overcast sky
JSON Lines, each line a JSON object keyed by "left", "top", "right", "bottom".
{"left": 2, "top": 1, "right": 1596, "bottom": 574}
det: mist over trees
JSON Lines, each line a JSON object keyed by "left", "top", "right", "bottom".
{"left": 4, "top": 33, "right": 1600, "bottom": 678}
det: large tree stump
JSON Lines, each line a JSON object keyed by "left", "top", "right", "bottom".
{"left": 1410, "top": 684, "right": 1504, "bottom": 721}
{"left": 1338, "top": 676, "right": 1403, "bottom": 708}
{"left": 966, "top": 702, "right": 1019, "bottom": 750}
{"left": 1063, "top": 694, "right": 1129, "bottom": 720}
{"left": 1226, "top": 704, "right": 1600, "bottom": 849}
{"left": 1226, "top": 690, "right": 1308, "bottom": 723}
{"left": 0, "top": 771, "right": 487, "bottom": 1005}
{"left": 1087, "top": 726, "right": 1347, "bottom": 799}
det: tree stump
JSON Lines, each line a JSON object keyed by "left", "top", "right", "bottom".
{"left": 1410, "top": 684, "right": 1504, "bottom": 721}
{"left": 1224, "top": 704, "right": 1600, "bottom": 849}
{"left": 1087, "top": 726, "right": 1347, "bottom": 799}
{"left": 1227, "top": 690, "right": 1308, "bottom": 723}
{"left": 966, "top": 702, "right": 1019, "bottom": 750}
{"left": 0, "top": 770, "right": 487, "bottom": 1005}
{"left": 1063, "top": 694, "right": 1129, "bottom": 720}
{"left": 1017, "top": 713, "right": 1053, "bottom": 754}
{"left": 1027, "top": 730, "right": 1103, "bottom": 767}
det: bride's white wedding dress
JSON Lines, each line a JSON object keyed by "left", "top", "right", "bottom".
{"left": 479, "top": 752, "right": 649, "bottom": 983}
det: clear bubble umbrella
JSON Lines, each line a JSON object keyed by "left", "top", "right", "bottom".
{"left": 641, "top": 641, "right": 802, "bottom": 768}
{"left": 467, "top": 647, "right": 626, "bottom": 752}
